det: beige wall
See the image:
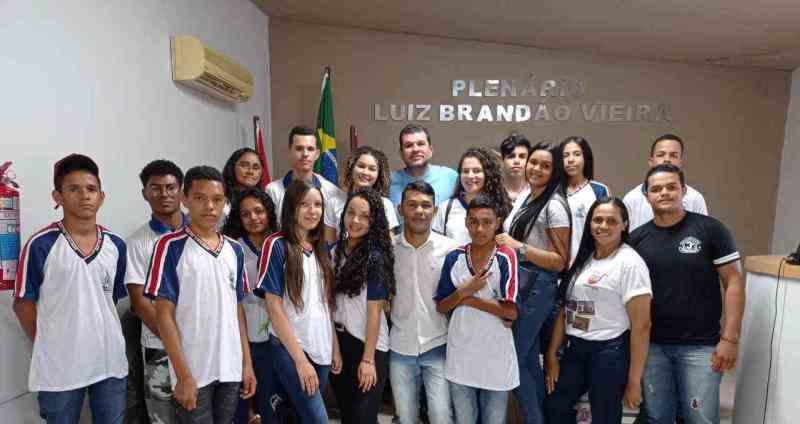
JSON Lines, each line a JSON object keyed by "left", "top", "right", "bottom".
{"left": 772, "top": 67, "right": 800, "bottom": 255}
{"left": 270, "top": 19, "right": 789, "bottom": 257}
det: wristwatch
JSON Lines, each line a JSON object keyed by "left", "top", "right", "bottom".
{"left": 516, "top": 243, "right": 528, "bottom": 257}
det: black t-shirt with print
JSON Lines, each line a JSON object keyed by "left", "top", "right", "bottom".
{"left": 629, "top": 212, "right": 740, "bottom": 345}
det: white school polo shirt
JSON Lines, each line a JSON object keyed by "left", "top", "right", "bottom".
{"left": 145, "top": 227, "right": 248, "bottom": 389}
{"left": 390, "top": 232, "right": 459, "bottom": 356}
{"left": 434, "top": 244, "right": 519, "bottom": 391}
{"left": 125, "top": 215, "right": 186, "bottom": 349}
{"left": 431, "top": 197, "right": 471, "bottom": 245}
{"left": 266, "top": 171, "right": 344, "bottom": 225}
{"left": 15, "top": 222, "right": 128, "bottom": 392}
{"left": 332, "top": 246, "right": 391, "bottom": 352}
{"left": 324, "top": 194, "right": 399, "bottom": 237}
{"left": 623, "top": 183, "right": 707, "bottom": 232}
{"left": 256, "top": 233, "right": 333, "bottom": 365}
{"left": 239, "top": 236, "right": 270, "bottom": 343}
{"left": 565, "top": 244, "right": 652, "bottom": 341}
{"left": 567, "top": 181, "right": 610, "bottom": 263}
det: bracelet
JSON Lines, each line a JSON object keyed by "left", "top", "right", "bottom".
{"left": 720, "top": 335, "right": 739, "bottom": 345}
{"left": 361, "top": 358, "right": 374, "bottom": 364}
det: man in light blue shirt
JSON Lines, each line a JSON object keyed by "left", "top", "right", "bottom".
{"left": 389, "top": 124, "right": 458, "bottom": 208}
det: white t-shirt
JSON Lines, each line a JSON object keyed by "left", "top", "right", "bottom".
{"left": 390, "top": 232, "right": 459, "bottom": 356}
{"left": 566, "top": 181, "right": 610, "bottom": 263}
{"left": 15, "top": 222, "right": 129, "bottom": 392}
{"left": 240, "top": 237, "right": 270, "bottom": 343}
{"left": 266, "top": 172, "right": 343, "bottom": 226}
{"left": 504, "top": 192, "right": 571, "bottom": 249}
{"left": 125, "top": 216, "right": 185, "bottom": 349}
{"left": 623, "top": 183, "right": 707, "bottom": 232}
{"left": 434, "top": 244, "right": 519, "bottom": 391}
{"left": 256, "top": 233, "right": 333, "bottom": 365}
{"left": 431, "top": 197, "right": 471, "bottom": 245}
{"left": 145, "top": 227, "right": 248, "bottom": 388}
{"left": 565, "top": 244, "right": 652, "bottom": 341}
{"left": 324, "top": 194, "right": 399, "bottom": 238}
{"left": 332, "top": 247, "right": 391, "bottom": 352}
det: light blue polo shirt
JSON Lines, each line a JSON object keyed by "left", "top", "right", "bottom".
{"left": 389, "top": 164, "right": 458, "bottom": 207}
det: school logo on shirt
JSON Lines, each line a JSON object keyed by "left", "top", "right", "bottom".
{"left": 678, "top": 236, "right": 702, "bottom": 254}
{"left": 575, "top": 204, "right": 587, "bottom": 219}
{"left": 101, "top": 270, "right": 112, "bottom": 292}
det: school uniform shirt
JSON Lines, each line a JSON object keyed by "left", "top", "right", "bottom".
{"left": 332, "top": 247, "right": 391, "bottom": 352}
{"left": 240, "top": 237, "right": 270, "bottom": 343}
{"left": 266, "top": 171, "right": 344, "bottom": 225}
{"left": 324, "top": 194, "right": 399, "bottom": 238}
{"left": 629, "top": 212, "right": 739, "bottom": 345}
{"left": 125, "top": 215, "right": 186, "bottom": 350}
{"left": 144, "top": 227, "right": 248, "bottom": 389}
{"left": 504, "top": 192, "right": 571, "bottom": 250}
{"left": 623, "top": 183, "right": 707, "bottom": 232}
{"left": 15, "top": 222, "right": 128, "bottom": 392}
{"left": 390, "top": 232, "right": 459, "bottom": 356}
{"left": 255, "top": 233, "right": 333, "bottom": 365}
{"left": 431, "top": 197, "right": 471, "bottom": 245}
{"left": 565, "top": 244, "right": 652, "bottom": 341}
{"left": 434, "top": 244, "right": 519, "bottom": 391}
{"left": 567, "top": 181, "right": 610, "bottom": 263}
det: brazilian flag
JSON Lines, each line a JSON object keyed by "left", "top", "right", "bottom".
{"left": 314, "top": 67, "right": 338, "bottom": 184}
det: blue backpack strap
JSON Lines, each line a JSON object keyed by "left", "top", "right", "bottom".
{"left": 590, "top": 181, "right": 609, "bottom": 199}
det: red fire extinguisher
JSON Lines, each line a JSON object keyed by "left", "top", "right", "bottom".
{"left": 0, "top": 162, "right": 20, "bottom": 291}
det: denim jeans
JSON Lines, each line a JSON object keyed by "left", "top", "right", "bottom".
{"left": 512, "top": 262, "right": 557, "bottom": 424}
{"left": 175, "top": 381, "right": 240, "bottom": 424}
{"left": 329, "top": 329, "right": 389, "bottom": 424}
{"left": 642, "top": 343, "right": 722, "bottom": 424}
{"left": 390, "top": 344, "right": 453, "bottom": 424}
{"left": 233, "top": 340, "right": 289, "bottom": 423}
{"left": 269, "top": 335, "right": 330, "bottom": 424}
{"left": 38, "top": 376, "right": 127, "bottom": 424}
{"left": 449, "top": 382, "right": 508, "bottom": 424}
{"left": 121, "top": 308, "right": 148, "bottom": 423}
{"left": 543, "top": 332, "right": 630, "bottom": 424}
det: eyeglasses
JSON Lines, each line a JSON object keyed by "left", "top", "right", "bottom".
{"left": 147, "top": 185, "right": 180, "bottom": 197}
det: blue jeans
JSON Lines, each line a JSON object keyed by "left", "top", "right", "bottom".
{"left": 234, "top": 340, "right": 286, "bottom": 423}
{"left": 38, "top": 377, "right": 127, "bottom": 424}
{"left": 269, "top": 336, "right": 330, "bottom": 424}
{"left": 512, "top": 262, "right": 557, "bottom": 424}
{"left": 544, "top": 333, "right": 630, "bottom": 424}
{"left": 642, "top": 343, "right": 722, "bottom": 424}
{"left": 390, "top": 345, "right": 452, "bottom": 424}
{"left": 449, "top": 382, "right": 508, "bottom": 424}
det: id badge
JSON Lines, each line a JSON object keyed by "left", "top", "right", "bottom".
{"left": 572, "top": 315, "right": 590, "bottom": 332}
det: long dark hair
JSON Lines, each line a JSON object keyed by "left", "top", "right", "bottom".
{"left": 340, "top": 146, "right": 391, "bottom": 197}
{"left": 222, "top": 148, "right": 263, "bottom": 200}
{"left": 333, "top": 188, "right": 396, "bottom": 299}
{"left": 280, "top": 180, "right": 334, "bottom": 311}
{"left": 452, "top": 147, "right": 511, "bottom": 221}
{"left": 509, "top": 141, "right": 568, "bottom": 242}
{"left": 222, "top": 188, "right": 277, "bottom": 240}
{"left": 558, "top": 197, "right": 630, "bottom": 302}
{"left": 559, "top": 136, "right": 595, "bottom": 180}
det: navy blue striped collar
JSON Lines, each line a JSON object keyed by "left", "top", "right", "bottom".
{"left": 282, "top": 171, "right": 322, "bottom": 189}
{"left": 148, "top": 213, "right": 188, "bottom": 235}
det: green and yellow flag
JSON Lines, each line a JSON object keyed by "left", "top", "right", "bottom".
{"left": 314, "top": 67, "right": 338, "bottom": 184}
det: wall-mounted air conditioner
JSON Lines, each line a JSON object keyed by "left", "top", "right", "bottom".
{"left": 170, "top": 35, "right": 253, "bottom": 103}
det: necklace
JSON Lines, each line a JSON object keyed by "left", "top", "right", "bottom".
{"left": 567, "top": 179, "right": 590, "bottom": 197}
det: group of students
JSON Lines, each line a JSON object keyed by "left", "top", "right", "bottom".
{"left": 12, "top": 123, "right": 745, "bottom": 424}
